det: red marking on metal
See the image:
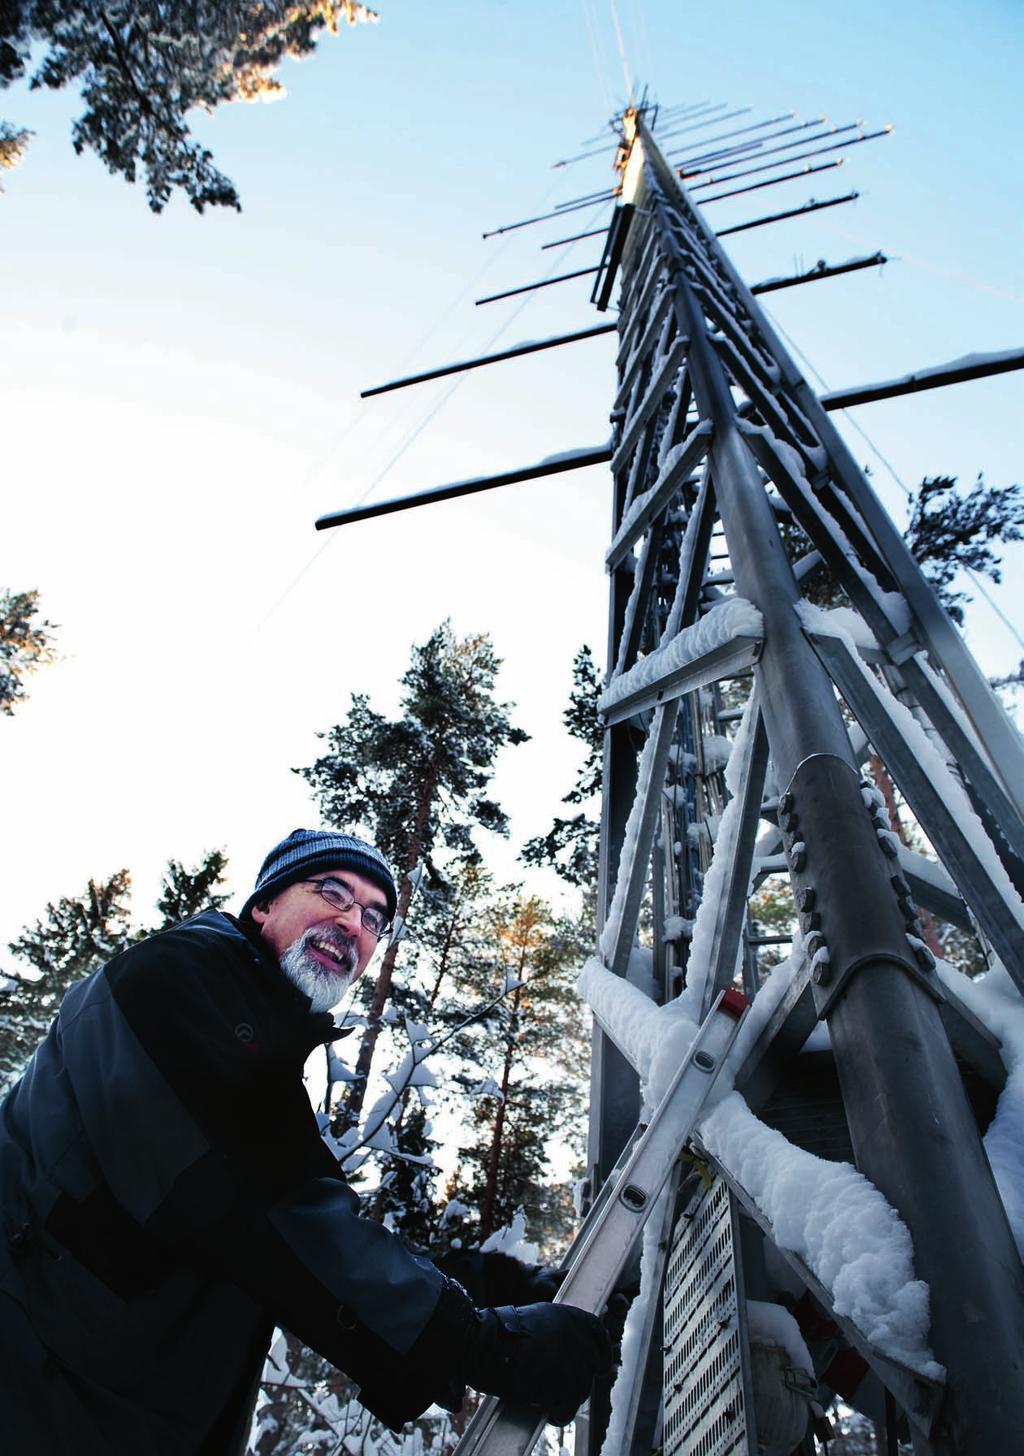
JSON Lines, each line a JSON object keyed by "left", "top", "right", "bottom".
{"left": 720, "top": 987, "right": 750, "bottom": 1019}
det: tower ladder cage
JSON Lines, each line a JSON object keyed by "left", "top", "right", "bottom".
{"left": 581, "top": 108, "right": 1024, "bottom": 1456}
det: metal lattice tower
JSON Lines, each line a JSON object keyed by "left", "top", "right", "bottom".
{"left": 321, "top": 98, "right": 1024, "bottom": 1456}
{"left": 581, "top": 111, "right": 1024, "bottom": 1456}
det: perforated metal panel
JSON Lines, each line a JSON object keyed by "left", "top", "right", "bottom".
{"left": 663, "top": 1178, "right": 752, "bottom": 1456}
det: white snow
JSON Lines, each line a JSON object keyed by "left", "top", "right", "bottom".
{"left": 597, "top": 722, "right": 662, "bottom": 961}
{"left": 478, "top": 1206, "right": 540, "bottom": 1263}
{"left": 746, "top": 1299, "right": 814, "bottom": 1373}
{"left": 663, "top": 915, "right": 694, "bottom": 942}
{"left": 599, "top": 598, "right": 763, "bottom": 714}
{"left": 700, "top": 1093, "right": 943, "bottom": 1379}
{"left": 701, "top": 732, "right": 733, "bottom": 770}
{"left": 440, "top": 1198, "right": 470, "bottom": 1225}
{"left": 935, "top": 959, "right": 1024, "bottom": 1257}
{"left": 326, "top": 1049, "right": 358, "bottom": 1083}
{"left": 825, "top": 605, "right": 879, "bottom": 651}
{"left": 598, "top": 1185, "right": 671, "bottom": 1456}
{"left": 539, "top": 442, "right": 611, "bottom": 466}
{"left": 670, "top": 745, "right": 697, "bottom": 772}
{"left": 579, "top": 954, "right": 664, "bottom": 1075}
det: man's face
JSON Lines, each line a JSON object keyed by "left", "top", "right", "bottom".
{"left": 251, "top": 868, "right": 386, "bottom": 1011}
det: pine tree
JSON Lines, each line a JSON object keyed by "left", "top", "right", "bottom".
{"left": 298, "top": 622, "right": 528, "bottom": 1135}
{"left": 0, "top": 850, "right": 232, "bottom": 1087}
{"left": 906, "top": 473, "right": 1024, "bottom": 625}
{"left": 373, "top": 1102, "right": 443, "bottom": 1246}
{"left": 0, "top": 588, "right": 56, "bottom": 715}
{"left": 0, "top": 118, "right": 29, "bottom": 182}
{"left": 522, "top": 644, "right": 603, "bottom": 891}
{"left": 0, "top": 869, "right": 133, "bottom": 1086}
{"left": 447, "top": 894, "right": 587, "bottom": 1249}
{"left": 1, "top": 1, "right": 378, "bottom": 211}
{"left": 155, "top": 849, "right": 230, "bottom": 927}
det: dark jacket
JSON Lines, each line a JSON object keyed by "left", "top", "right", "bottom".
{"left": 0, "top": 911, "right": 470, "bottom": 1454}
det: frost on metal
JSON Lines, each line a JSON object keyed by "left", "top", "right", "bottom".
{"left": 599, "top": 597, "right": 763, "bottom": 713}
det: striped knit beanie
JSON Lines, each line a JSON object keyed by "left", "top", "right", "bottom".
{"left": 240, "top": 828, "right": 397, "bottom": 924}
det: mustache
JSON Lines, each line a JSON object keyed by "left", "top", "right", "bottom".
{"left": 300, "top": 925, "right": 358, "bottom": 973}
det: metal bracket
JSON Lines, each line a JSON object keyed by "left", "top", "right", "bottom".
{"left": 885, "top": 631, "right": 923, "bottom": 666}
{"left": 811, "top": 945, "right": 944, "bottom": 1022}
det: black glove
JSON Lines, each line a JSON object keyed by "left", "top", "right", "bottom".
{"left": 436, "top": 1248, "right": 564, "bottom": 1306}
{"left": 464, "top": 1302, "right": 614, "bottom": 1426}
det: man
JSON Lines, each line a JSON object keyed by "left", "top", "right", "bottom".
{"left": 0, "top": 828, "right": 611, "bottom": 1454}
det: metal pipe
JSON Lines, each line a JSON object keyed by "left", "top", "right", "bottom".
{"left": 474, "top": 265, "right": 599, "bottom": 306}
{"left": 750, "top": 251, "right": 887, "bottom": 295}
{"left": 687, "top": 127, "right": 891, "bottom": 191}
{"left": 681, "top": 120, "right": 861, "bottom": 178}
{"left": 666, "top": 112, "right": 800, "bottom": 163}
{"left": 820, "top": 346, "right": 1024, "bottom": 409}
{"left": 314, "top": 444, "right": 611, "bottom": 530}
{"left": 359, "top": 322, "right": 617, "bottom": 398}
{"left": 540, "top": 226, "right": 608, "bottom": 250}
{"left": 653, "top": 106, "right": 750, "bottom": 144}
{"left": 554, "top": 187, "right": 618, "bottom": 211}
{"left": 674, "top": 117, "right": 821, "bottom": 168}
{"left": 700, "top": 159, "right": 843, "bottom": 206}
{"left": 482, "top": 194, "right": 613, "bottom": 238}
{"left": 716, "top": 192, "right": 859, "bottom": 237}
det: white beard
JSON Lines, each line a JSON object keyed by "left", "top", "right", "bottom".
{"left": 280, "top": 927, "right": 358, "bottom": 1013}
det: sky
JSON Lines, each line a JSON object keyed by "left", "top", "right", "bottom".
{"left": 1, "top": 0, "right": 1021, "bottom": 960}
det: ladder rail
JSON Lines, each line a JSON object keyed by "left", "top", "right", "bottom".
{"left": 453, "top": 988, "right": 749, "bottom": 1456}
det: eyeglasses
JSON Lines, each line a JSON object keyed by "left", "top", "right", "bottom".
{"left": 300, "top": 877, "right": 391, "bottom": 939}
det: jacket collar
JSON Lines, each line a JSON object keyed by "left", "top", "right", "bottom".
{"left": 226, "top": 911, "right": 354, "bottom": 1051}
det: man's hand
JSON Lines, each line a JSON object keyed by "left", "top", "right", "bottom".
{"left": 435, "top": 1248, "right": 563, "bottom": 1306}
{"left": 464, "top": 1302, "right": 614, "bottom": 1426}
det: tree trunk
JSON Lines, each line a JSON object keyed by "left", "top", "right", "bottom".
{"left": 479, "top": 983, "right": 521, "bottom": 1239}
{"left": 338, "top": 761, "right": 440, "bottom": 1135}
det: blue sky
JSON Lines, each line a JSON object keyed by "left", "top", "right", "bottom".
{"left": 1, "top": 0, "right": 1021, "bottom": 953}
